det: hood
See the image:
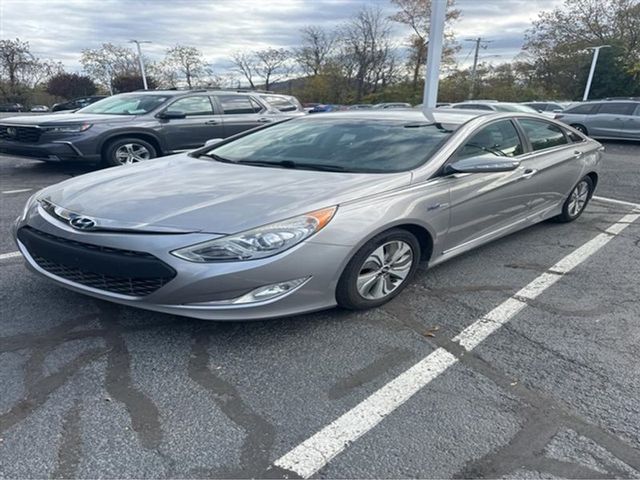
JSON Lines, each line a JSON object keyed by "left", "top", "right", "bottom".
{"left": 40, "top": 155, "right": 411, "bottom": 234}
{"left": 1, "top": 113, "right": 136, "bottom": 126}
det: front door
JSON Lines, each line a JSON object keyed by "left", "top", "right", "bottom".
{"left": 443, "top": 119, "right": 533, "bottom": 254}
{"left": 588, "top": 102, "right": 636, "bottom": 138}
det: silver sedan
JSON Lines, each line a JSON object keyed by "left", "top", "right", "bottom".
{"left": 13, "top": 110, "right": 602, "bottom": 320}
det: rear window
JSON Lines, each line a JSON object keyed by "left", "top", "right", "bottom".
{"left": 597, "top": 102, "right": 636, "bottom": 115}
{"left": 261, "top": 95, "right": 300, "bottom": 112}
{"left": 518, "top": 119, "right": 568, "bottom": 151}
{"left": 564, "top": 104, "right": 597, "bottom": 115}
{"left": 217, "top": 95, "right": 263, "bottom": 114}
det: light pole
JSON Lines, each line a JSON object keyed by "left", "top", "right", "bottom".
{"left": 583, "top": 45, "right": 610, "bottom": 101}
{"left": 422, "top": 0, "right": 447, "bottom": 111}
{"left": 130, "top": 40, "right": 151, "bottom": 90}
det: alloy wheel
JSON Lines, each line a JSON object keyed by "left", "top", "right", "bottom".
{"left": 567, "top": 180, "right": 590, "bottom": 217}
{"left": 356, "top": 240, "right": 414, "bottom": 300}
{"left": 114, "top": 143, "right": 151, "bottom": 165}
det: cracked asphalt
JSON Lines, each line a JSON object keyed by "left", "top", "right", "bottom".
{"left": 1, "top": 141, "right": 639, "bottom": 479}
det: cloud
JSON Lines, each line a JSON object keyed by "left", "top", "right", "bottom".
{"left": 0, "top": 0, "right": 563, "bottom": 73}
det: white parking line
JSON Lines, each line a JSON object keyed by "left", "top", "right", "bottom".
{"left": 593, "top": 195, "right": 640, "bottom": 209}
{"left": 274, "top": 209, "right": 640, "bottom": 478}
{"left": 0, "top": 251, "right": 21, "bottom": 260}
{"left": 2, "top": 188, "right": 32, "bottom": 194}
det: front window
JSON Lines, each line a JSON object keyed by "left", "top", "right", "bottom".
{"left": 456, "top": 120, "right": 524, "bottom": 159}
{"left": 597, "top": 102, "right": 636, "bottom": 115}
{"left": 564, "top": 104, "right": 596, "bottom": 115}
{"left": 518, "top": 119, "right": 568, "bottom": 151}
{"left": 78, "top": 94, "right": 170, "bottom": 115}
{"left": 205, "top": 118, "right": 455, "bottom": 173}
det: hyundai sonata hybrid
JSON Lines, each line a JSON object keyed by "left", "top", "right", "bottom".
{"left": 14, "top": 110, "right": 602, "bottom": 320}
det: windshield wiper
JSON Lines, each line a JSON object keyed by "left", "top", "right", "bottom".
{"left": 235, "top": 159, "right": 346, "bottom": 172}
{"left": 201, "top": 152, "right": 236, "bottom": 163}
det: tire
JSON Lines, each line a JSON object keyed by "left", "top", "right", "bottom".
{"left": 554, "top": 176, "right": 594, "bottom": 223}
{"left": 336, "top": 228, "right": 421, "bottom": 310}
{"left": 570, "top": 124, "right": 588, "bottom": 135}
{"left": 102, "top": 137, "right": 157, "bottom": 167}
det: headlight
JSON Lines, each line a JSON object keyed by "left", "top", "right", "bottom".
{"left": 171, "top": 206, "right": 337, "bottom": 262}
{"left": 43, "top": 123, "right": 92, "bottom": 133}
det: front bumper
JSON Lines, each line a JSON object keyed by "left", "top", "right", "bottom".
{"left": 14, "top": 205, "right": 353, "bottom": 320}
{"left": 0, "top": 139, "right": 100, "bottom": 163}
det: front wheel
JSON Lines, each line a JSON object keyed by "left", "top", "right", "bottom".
{"left": 554, "top": 176, "right": 593, "bottom": 223}
{"left": 336, "top": 229, "right": 420, "bottom": 310}
{"left": 102, "top": 137, "right": 157, "bottom": 167}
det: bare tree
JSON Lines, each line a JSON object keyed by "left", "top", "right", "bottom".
{"left": 254, "top": 48, "right": 291, "bottom": 90}
{"left": 340, "top": 6, "right": 397, "bottom": 100}
{"left": 230, "top": 51, "right": 256, "bottom": 89}
{"left": 295, "top": 26, "right": 335, "bottom": 76}
{"left": 80, "top": 43, "right": 142, "bottom": 93}
{"left": 390, "top": 0, "right": 460, "bottom": 86}
{"left": 162, "top": 45, "right": 206, "bottom": 88}
{"left": 0, "top": 38, "right": 63, "bottom": 100}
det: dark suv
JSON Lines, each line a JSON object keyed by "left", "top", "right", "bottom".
{"left": 0, "top": 90, "right": 304, "bottom": 166}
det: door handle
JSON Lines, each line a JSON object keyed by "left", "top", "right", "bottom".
{"left": 204, "top": 120, "right": 219, "bottom": 125}
{"left": 257, "top": 117, "right": 272, "bottom": 123}
{"left": 521, "top": 168, "right": 537, "bottom": 179}
{"left": 573, "top": 150, "right": 583, "bottom": 159}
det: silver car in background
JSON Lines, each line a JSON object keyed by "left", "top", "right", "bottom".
{"left": 14, "top": 110, "right": 602, "bottom": 320}
{"left": 554, "top": 99, "right": 640, "bottom": 140}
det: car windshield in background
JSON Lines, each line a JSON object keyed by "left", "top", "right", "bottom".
{"left": 493, "top": 104, "right": 539, "bottom": 113}
{"left": 78, "top": 94, "right": 171, "bottom": 115}
{"left": 206, "top": 118, "right": 454, "bottom": 173}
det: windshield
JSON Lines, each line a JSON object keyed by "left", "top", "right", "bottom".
{"left": 493, "top": 104, "right": 538, "bottom": 113}
{"left": 78, "top": 94, "right": 171, "bottom": 115}
{"left": 206, "top": 118, "right": 454, "bottom": 173}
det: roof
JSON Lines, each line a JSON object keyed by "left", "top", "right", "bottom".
{"left": 297, "top": 108, "right": 490, "bottom": 126}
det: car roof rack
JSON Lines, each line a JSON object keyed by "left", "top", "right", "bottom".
{"left": 603, "top": 97, "right": 640, "bottom": 101}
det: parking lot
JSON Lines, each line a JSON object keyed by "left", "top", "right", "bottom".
{"left": 1, "top": 142, "right": 639, "bottom": 478}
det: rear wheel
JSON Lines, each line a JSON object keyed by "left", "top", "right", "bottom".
{"left": 102, "top": 137, "right": 157, "bottom": 167}
{"left": 336, "top": 229, "right": 420, "bottom": 310}
{"left": 570, "top": 124, "right": 588, "bottom": 135}
{"left": 554, "top": 176, "right": 593, "bottom": 223}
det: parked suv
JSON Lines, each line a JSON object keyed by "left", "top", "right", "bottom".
{"left": 0, "top": 90, "right": 302, "bottom": 166}
{"left": 554, "top": 100, "right": 640, "bottom": 141}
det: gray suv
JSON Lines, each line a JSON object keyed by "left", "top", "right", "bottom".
{"left": 0, "top": 90, "right": 304, "bottom": 167}
{"left": 554, "top": 100, "right": 640, "bottom": 141}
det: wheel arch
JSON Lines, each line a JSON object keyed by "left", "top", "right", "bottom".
{"left": 99, "top": 131, "right": 164, "bottom": 159}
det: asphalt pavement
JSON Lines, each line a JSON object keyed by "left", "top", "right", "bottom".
{"left": 1, "top": 141, "right": 639, "bottom": 478}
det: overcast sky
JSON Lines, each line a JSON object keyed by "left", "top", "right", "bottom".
{"left": 0, "top": 0, "right": 562, "bottom": 75}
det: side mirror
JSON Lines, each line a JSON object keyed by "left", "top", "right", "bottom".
{"left": 160, "top": 110, "right": 187, "bottom": 119}
{"left": 204, "top": 138, "right": 223, "bottom": 147}
{"left": 445, "top": 155, "right": 520, "bottom": 174}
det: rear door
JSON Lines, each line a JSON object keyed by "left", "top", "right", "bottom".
{"left": 587, "top": 102, "right": 636, "bottom": 138}
{"left": 159, "top": 95, "right": 224, "bottom": 151}
{"left": 622, "top": 103, "right": 640, "bottom": 139}
{"left": 212, "top": 94, "right": 273, "bottom": 136}
{"left": 515, "top": 118, "right": 584, "bottom": 215}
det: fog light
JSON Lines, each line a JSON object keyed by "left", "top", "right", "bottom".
{"left": 190, "top": 277, "right": 310, "bottom": 306}
{"left": 233, "top": 278, "right": 308, "bottom": 304}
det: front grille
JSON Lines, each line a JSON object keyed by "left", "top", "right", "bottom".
{"left": 0, "top": 125, "right": 42, "bottom": 143}
{"left": 18, "top": 226, "right": 176, "bottom": 297}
